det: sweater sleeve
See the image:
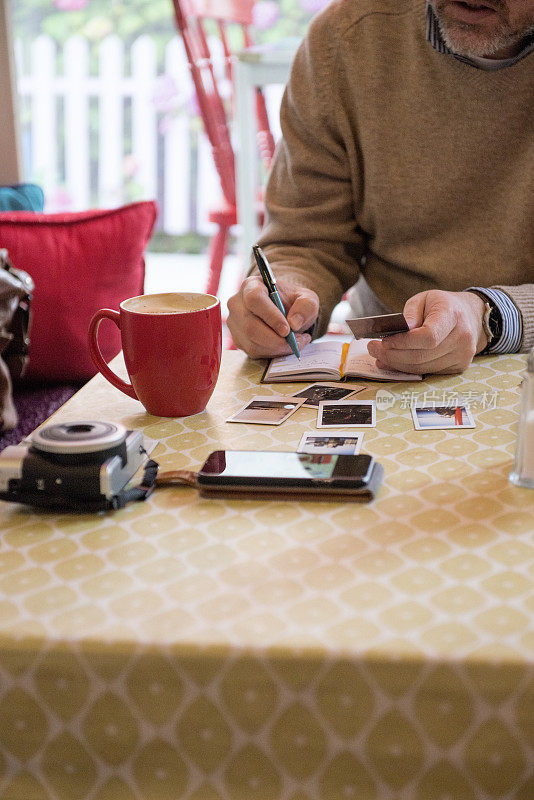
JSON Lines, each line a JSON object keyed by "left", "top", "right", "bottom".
{"left": 250, "top": 15, "right": 366, "bottom": 337}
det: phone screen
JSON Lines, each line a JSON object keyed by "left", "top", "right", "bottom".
{"left": 199, "top": 450, "right": 373, "bottom": 488}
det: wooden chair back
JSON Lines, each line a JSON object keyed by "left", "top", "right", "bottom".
{"left": 170, "top": 0, "right": 275, "bottom": 207}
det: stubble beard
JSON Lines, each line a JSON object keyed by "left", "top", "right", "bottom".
{"left": 432, "top": 0, "right": 534, "bottom": 58}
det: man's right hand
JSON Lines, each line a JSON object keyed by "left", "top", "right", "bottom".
{"left": 227, "top": 276, "right": 319, "bottom": 358}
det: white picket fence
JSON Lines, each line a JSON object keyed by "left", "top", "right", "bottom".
{"left": 15, "top": 34, "right": 284, "bottom": 235}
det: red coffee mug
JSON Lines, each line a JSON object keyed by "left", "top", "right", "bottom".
{"left": 88, "top": 292, "right": 222, "bottom": 417}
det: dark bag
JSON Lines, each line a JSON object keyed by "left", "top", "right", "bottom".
{"left": 0, "top": 248, "right": 34, "bottom": 431}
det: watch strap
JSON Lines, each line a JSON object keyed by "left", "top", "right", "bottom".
{"left": 467, "top": 290, "right": 502, "bottom": 353}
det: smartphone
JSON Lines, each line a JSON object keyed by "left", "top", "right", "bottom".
{"left": 197, "top": 450, "right": 381, "bottom": 499}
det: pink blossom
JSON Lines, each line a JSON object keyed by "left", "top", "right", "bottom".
{"left": 53, "top": 0, "right": 89, "bottom": 10}
{"left": 253, "top": 1, "right": 281, "bottom": 30}
{"left": 298, "top": 0, "right": 330, "bottom": 14}
{"left": 186, "top": 93, "right": 201, "bottom": 118}
{"left": 123, "top": 155, "right": 139, "bottom": 178}
{"left": 152, "top": 74, "right": 181, "bottom": 114}
{"left": 46, "top": 186, "right": 73, "bottom": 213}
{"left": 158, "top": 114, "right": 174, "bottom": 136}
{"left": 153, "top": 73, "right": 197, "bottom": 121}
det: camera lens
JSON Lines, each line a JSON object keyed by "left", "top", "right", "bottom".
{"left": 66, "top": 424, "right": 95, "bottom": 434}
{"left": 31, "top": 421, "right": 127, "bottom": 454}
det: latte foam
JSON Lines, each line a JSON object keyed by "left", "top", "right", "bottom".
{"left": 123, "top": 293, "right": 218, "bottom": 314}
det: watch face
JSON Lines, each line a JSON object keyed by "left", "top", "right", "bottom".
{"left": 488, "top": 303, "right": 502, "bottom": 341}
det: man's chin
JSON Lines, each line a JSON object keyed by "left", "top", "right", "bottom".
{"left": 439, "top": 22, "right": 525, "bottom": 57}
{"left": 439, "top": 24, "right": 505, "bottom": 57}
{"left": 432, "top": 1, "right": 534, "bottom": 58}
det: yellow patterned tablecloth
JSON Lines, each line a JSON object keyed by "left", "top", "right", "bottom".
{"left": 0, "top": 350, "right": 533, "bottom": 800}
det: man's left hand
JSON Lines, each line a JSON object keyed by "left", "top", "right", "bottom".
{"left": 366, "top": 290, "right": 488, "bottom": 375}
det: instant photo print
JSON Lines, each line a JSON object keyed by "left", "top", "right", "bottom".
{"left": 291, "top": 383, "right": 363, "bottom": 408}
{"left": 298, "top": 431, "right": 364, "bottom": 455}
{"left": 411, "top": 404, "right": 475, "bottom": 430}
{"left": 347, "top": 313, "right": 409, "bottom": 339}
{"left": 227, "top": 396, "right": 305, "bottom": 425}
{"left": 317, "top": 401, "right": 376, "bottom": 429}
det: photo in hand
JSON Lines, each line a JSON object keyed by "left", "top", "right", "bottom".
{"left": 347, "top": 313, "right": 409, "bottom": 339}
{"left": 317, "top": 401, "right": 376, "bottom": 428}
{"left": 227, "top": 396, "right": 305, "bottom": 425}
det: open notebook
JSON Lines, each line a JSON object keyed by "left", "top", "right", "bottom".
{"left": 262, "top": 339, "right": 422, "bottom": 383}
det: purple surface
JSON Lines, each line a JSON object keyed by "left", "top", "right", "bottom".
{"left": 0, "top": 382, "right": 83, "bottom": 451}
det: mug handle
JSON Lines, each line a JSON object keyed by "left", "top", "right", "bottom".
{"left": 88, "top": 309, "right": 139, "bottom": 401}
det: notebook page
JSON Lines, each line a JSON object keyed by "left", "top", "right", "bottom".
{"left": 266, "top": 340, "right": 343, "bottom": 377}
{"left": 345, "top": 339, "right": 422, "bottom": 380}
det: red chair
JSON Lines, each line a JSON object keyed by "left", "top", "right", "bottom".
{"left": 170, "top": 0, "right": 276, "bottom": 297}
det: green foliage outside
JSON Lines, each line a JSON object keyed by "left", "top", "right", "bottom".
{"left": 13, "top": 0, "right": 319, "bottom": 49}
{"left": 13, "top": 0, "right": 327, "bottom": 252}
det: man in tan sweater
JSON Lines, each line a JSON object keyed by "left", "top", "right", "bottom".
{"left": 227, "top": 0, "right": 534, "bottom": 374}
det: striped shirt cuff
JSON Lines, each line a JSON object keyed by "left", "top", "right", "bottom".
{"left": 468, "top": 287, "right": 523, "bottom": 354}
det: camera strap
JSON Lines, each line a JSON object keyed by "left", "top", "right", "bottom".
{"left": 155, "top": 468, "right": 199, "bottom": 487}
{"left": 90, "top": 461, "right": 197, "bottom": 511}
{"left": 109, "top": 458, "right": 160, "bottom": 510}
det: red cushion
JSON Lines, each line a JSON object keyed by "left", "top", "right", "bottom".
{"left": 0, "top": 201, "right": 157, "bottom": 381}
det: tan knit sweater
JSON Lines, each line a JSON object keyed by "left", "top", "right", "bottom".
{"left": 255, "top": 0, "right": 534, "bottom": 348}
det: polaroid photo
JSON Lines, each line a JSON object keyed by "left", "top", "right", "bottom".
{"left": 227, "top": 396, "right": 305, "bottom": 425}
{"left": 290, "top": 382, "right": 364, "bottom": 408}
{"left": 411, "top": 404, "right": 476, "bottom": 430}
{"left": 297, "top": 430, "right": 363, "bottom": 455}
{"left": 347, "top": 313, "right": 409, "bottom": 339}
{"left": 317, "top": 400, "right": 376, "bottom": 428}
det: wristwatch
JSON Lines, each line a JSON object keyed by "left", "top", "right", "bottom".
{"left": 468, "top": 290, "right": 502, "bottom": 353}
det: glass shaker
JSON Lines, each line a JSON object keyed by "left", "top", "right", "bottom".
{"left": 509, "top": 347, "right": 534, "bottom": 488}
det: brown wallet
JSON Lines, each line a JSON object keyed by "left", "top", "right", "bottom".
{"left": 197, "top": 462, "right": 384, "bottom": 503}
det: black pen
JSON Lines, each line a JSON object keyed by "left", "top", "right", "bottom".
{"left": 252, "top": 246, "right": 301, "bottom": 359}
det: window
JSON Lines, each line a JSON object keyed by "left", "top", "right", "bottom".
{"left": 12, "top": 0, "right": 328, "bottom": 251}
